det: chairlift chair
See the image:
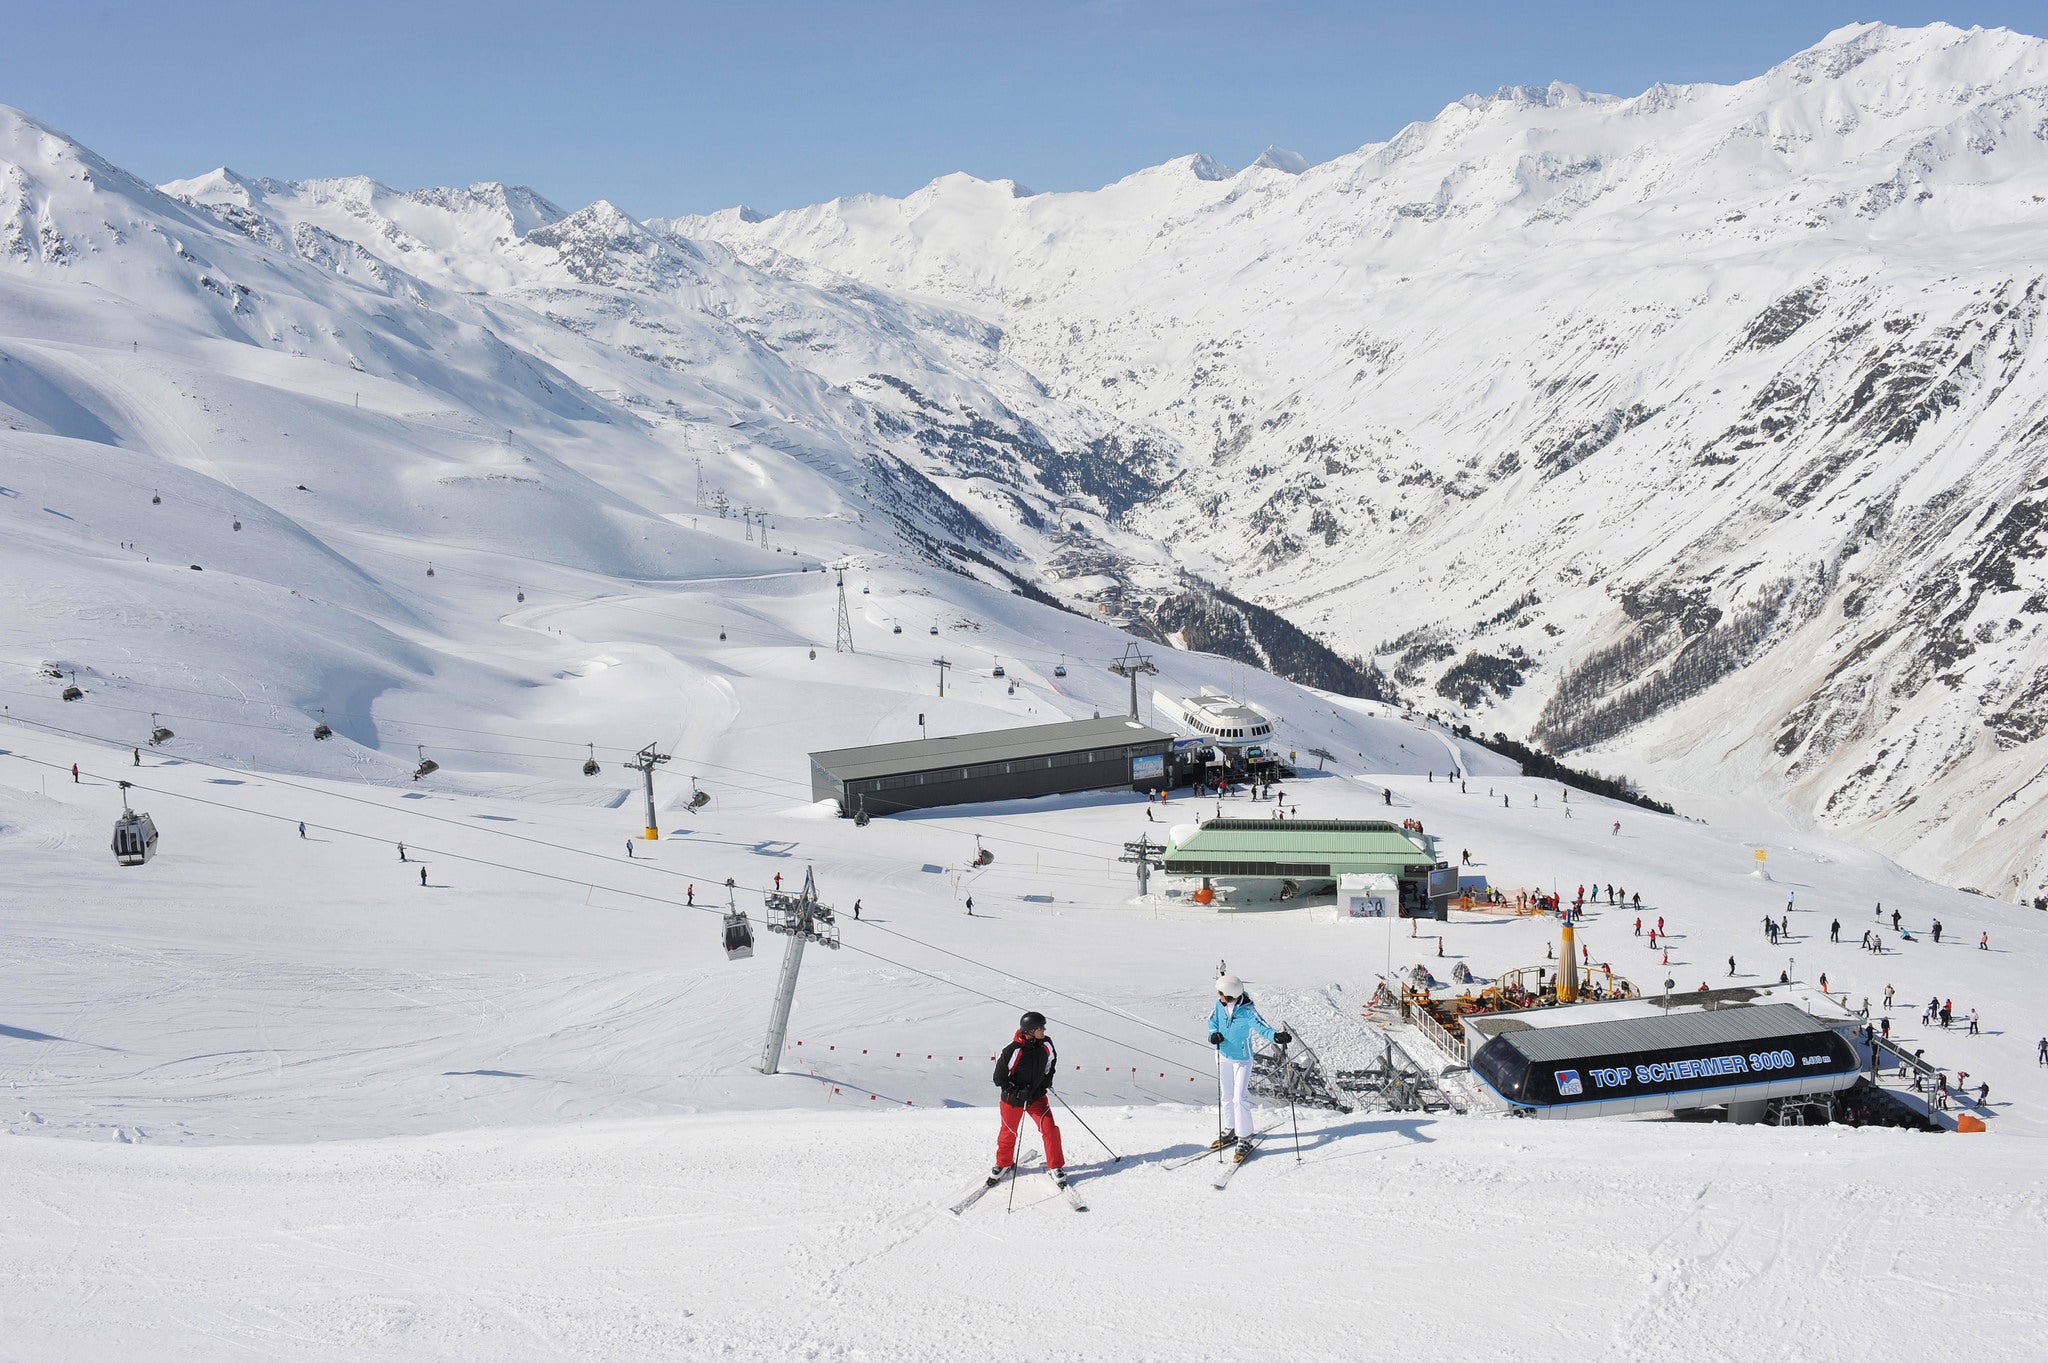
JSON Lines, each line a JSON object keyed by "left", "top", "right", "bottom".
{"left": 582, "top": 742, "right": 600, "bottom": 777}
{"left": 517, "top": 589, "right": 525, "bottom": 603}
{"left": 892, "top": 623, "right": 902, "bottom": 634}
{"left": 853, "top": 794, "right": 870, "bottom": 827}
{"left": 722, "top": 909, "right": 755, "bottom": 960}
{"left": 929, "top": 623, "right": 938, "bottom": 635}
{"left": 688, "top": 778, "right": 710, "bottom": 811}
{"left": 151, "top": 490, "right": 161, "bottom": 505}
{"left": 232, "top": 517, "right": 242, "bottom": 531}
{"left": 61, "top": 671, "right": 83, "bottom": 702}
{"left": 312, "top": 708, "right": 333, "bottom": 741}
{"left": 412, "top": 744, "right": 439, "bottom": 781}
{"left": 1054, "top": 663, "right": 1067, "bottom": 678}
{"left": 148, "top": 713, "right": 174, "bottom": 745}
{"left": 111, "top": 783, "right": 158, "bottom": 867}
{"left": 992, "top": 663, "right": 1005, "bottom": 678}
{"left": 973, "top": 836, "right": 994, "bottom": 868}
{"left": 426, "top": 562, "right": 435, "bottom": 577}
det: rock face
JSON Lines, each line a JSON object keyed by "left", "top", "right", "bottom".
{"left": 674, "top": 22, "right": 2048, "bottom": 895}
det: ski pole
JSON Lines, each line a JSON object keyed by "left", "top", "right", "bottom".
{"left": 1050, "top": 1088, "right": 1121, "bottom": 1162}
{"left": 1007, "top": 1134, "right": 1029, "bottom": 1215}
{"left": 1215, "top": 1047, "right": 1226, "bottom": 1162}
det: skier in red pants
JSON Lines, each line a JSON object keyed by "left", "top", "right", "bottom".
{"left": 988, "top": 1011, "right": 1066, "bottom": 1189}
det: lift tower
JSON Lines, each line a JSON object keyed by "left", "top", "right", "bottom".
{"left": 835, "top": 568, "right": 855, "bottom": 654}
{"left": 758, "top": 866, "right": 841, "bottom": 1074}
{"left": 1108, "top": 643, "right": 1159, "bottom": 721}
{"left": 625, "top": 742, "right": 669, "bottom": 840}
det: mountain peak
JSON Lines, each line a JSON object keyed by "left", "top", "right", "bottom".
{"left": 1249, "top": 146, "right": 1310, "bottom": 175}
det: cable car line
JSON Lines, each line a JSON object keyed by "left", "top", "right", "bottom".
{"left": 2, "top": 746, "right": 1207, "bottom": 1079}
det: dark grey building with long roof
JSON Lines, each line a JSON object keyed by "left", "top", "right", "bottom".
{"left": 811, "top": 716, "right": 1173, "bottom": 817}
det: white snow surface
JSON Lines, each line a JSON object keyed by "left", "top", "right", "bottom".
{"left": 2, "top": 23, "right": 2047, "bottom": 1360}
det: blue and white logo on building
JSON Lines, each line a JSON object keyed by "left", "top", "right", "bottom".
{"left": 1554, "top": 1069, "right": 1583, "bottom": 1096}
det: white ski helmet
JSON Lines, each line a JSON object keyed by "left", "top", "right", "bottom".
{"left": 1216, "top": 973, "right": 1243, "bottom": 997}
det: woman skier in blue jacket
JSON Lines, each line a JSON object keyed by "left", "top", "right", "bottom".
{"left": 1206, "top": 974, "right": 1289, "bottom": 1161}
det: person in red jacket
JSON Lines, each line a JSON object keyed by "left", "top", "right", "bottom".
{"left": 988, "top": 1012, "right": 1066, "bottom": 1188}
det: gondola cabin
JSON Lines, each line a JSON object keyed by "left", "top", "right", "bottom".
{"left": 723, "top": 910, "right": 755, "bottom": 960}
{"left": 112, "top": 810, "right": 158, "bottom": 866}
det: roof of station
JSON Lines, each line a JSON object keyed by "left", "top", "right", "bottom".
{"left": 810, "top": 716, "right": 1172, "bottom": 783}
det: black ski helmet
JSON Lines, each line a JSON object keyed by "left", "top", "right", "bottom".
{"left": 1019, "top": 1011, "right": 1047, "bottom": 1033}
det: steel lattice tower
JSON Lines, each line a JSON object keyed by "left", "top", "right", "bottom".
{"left": 835, "top": 569, "right": 855, "bottom": 654}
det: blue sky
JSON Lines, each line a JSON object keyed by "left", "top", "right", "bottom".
{"left": 3, "top": 2, "right": 2041, "bottom": 216}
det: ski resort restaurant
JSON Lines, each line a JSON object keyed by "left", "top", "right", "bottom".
{"left": 1160, "top": 819, "right": 1454, "bottom": 916}
{"left": 809, "top": 716, "right": 1173, "bottom": 817}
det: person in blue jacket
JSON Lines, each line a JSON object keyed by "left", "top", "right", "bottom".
{"left": 1206, "top": 973, "right": 1290, "bottom": 1159}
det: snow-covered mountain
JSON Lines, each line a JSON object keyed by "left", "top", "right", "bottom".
{"left": 10, "top": 20, "right": 2048, "bottom": 896}
{"left": 670, "top": 22, "right": 2048, "bottom": 898}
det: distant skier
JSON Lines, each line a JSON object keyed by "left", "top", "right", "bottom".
{"left": 852, "top": 899, "right": 861, "bottom": 921}
{"left": 987, "top": 1011, "right": 1065, "bottom": 1189}
{"left": 1728, "top": 955, "right": 1736, "bottom": 977}
{"left": 1206, "top": 974, "right": 1288, "bottom": 1161}
{"left": 71, "top": 763, "right": 79, "bottom": 783}
{"left": 625, "top": 840, "right": 633, "bottom": 858}
{"left": 1979, "top": 931, "right": 1988, "bottom": 951}
{"left": 419, "top": 865, "right": 427, "bottom": 887}
{"left": 132, "top": 748, "right": 140, "bottom": 767}
{"left": 2038, "top": 1037, "right": 2046, "bottom": 1066}
{"left": 1891, "top": 909, "right": 1901, "bottom": 932}
{"left": 298, "top": 822, "right": 306, "bottom": 839}
{"left": 686, "top": 884, "right": 694, "bottom": 905}
{"left": 398, "top": 842, "right": 406, "bottom": 862}
{"left": 774, "top": 872, "right": 783, "bottom": 893}
{"left": 1931, "top": 919, "right": 1943, "bottom": 944}
{"left": 965, "top": 896, "right": 974, "bottom": 916}
{"left": 1612, "top": 821, "right": 1620, "bottom": 835}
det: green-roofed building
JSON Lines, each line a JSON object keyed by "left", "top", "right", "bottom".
{"left": 1161, "top": 818, "right": 1453, "bottom": 917}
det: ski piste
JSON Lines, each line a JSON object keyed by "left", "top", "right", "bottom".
{"left": 1213, "top": 1134, "right": 1269, "bottom": 1191}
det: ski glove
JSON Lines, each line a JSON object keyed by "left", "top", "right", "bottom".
{"left": 1208, "top": 1031, "right": 1225, "bottom": 1046}
{"left": 1274, "top": 1031, "right": 1292, "bottom": 1045}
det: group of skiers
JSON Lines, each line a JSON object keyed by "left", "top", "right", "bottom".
{"left": 985, "top": 975, "right": 1292, "bottom": 1189}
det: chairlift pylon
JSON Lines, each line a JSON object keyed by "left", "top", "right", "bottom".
{"left": 412, "top": 744, "right": 439, "bottom": 781}
{"left": 583, "top": 743, "right": 600, "bottom": 777}
{"left": 61, "top": 671, "right": 83, "bottom": 702}
{"left": 723, "top": 908, "right": 755, "bottom": 960}
{"left": 148, "top": 712, "right": 174, "bottom": 745}
{"left": 312, "top": 707, "right": 333, "bottom": 741}
{"left": 111, "top": 781, "right": 158, "bottom": 867}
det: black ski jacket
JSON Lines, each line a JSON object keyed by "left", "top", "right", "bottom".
{"left": 994, "top": 1031, "right": 1057, "bottom": 1107}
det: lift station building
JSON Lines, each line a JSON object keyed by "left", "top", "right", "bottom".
{"left": 1160, "top": 819, "right": 1453, "bottom": 916}
{"left": 810, "top": 716, "right": 1173, "bottom": 817}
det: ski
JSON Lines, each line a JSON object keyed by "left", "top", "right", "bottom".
{"left": 1164, "top": 1118, "right": 1287, "bottom": 1171}
{"left": 949, "top": 1170, "right": 1010, "bottom": 1216}
{"left": 1047, "top": 1172, "right": 1088, "bottom": 1212}
{"left": 1213, "top": 1136, "right": 1266, "bottom": 1190}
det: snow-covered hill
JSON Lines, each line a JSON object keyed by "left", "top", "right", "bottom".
{"left": 675, "top": 21, "right": 2048, "bottom": 899}
{"left": 7, "top": 44, "right": 2048, "bottom": 1354}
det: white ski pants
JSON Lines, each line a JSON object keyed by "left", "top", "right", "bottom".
{"left": 1218, "top": 1055, "right": 1253, "bottom": 1138}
